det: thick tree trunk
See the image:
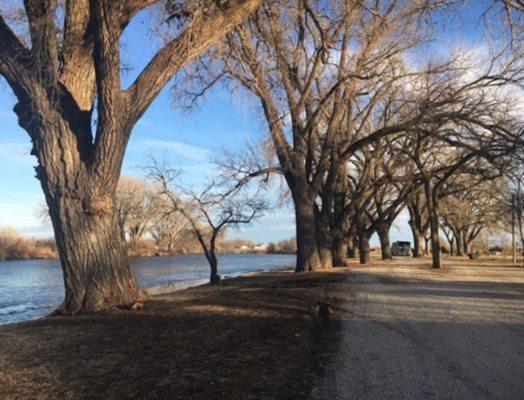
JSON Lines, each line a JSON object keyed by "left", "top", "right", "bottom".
{"left": 293, "top": 190, "right": 322, "bottom": 272}
{"left": 358, "top": 232, "right": 371, "bottom": 265}
{"left": 48, "top": 195, "right": 144, "bottom": 313}
{"left": 347, "top": 237, "right": 356, "bottom": 259}
{"left": 318, "top": 245, "right": 333, "bottom": 270}
{"left": 410, "top": 224, "right": 422, "bottom": 258}
{"left": 455, "top": 232, "right": 463, "bottom": 256}
{"left": 316, "top": 214, "right": 334, "bottom": 270}
{"left": 429, "top": 218, "right": 441, "bottom": 268}
{"left": 21, "top": 109, "right": 145, "bottom": 314}
{"left": 377, "top": 225, "right": 393, "bottom": 260}
{"left": 332, "top": 235, "right": 348, "bottom": 267}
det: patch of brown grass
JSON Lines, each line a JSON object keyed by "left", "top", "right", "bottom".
{"left": 0, "top": 270, "right": 349, "bottom": 400}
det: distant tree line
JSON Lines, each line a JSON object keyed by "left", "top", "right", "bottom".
{"left": 0, "top": 227, "right": 57, "bottom": 261}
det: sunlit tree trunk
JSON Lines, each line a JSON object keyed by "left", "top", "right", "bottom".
{"left": 424, "top": 181, "right": 441, "bottom": 269}
{"left": 292, "top": 188, "right": 323, "bottom": 272}
{"left": 377, "top": 223, "right": 393, "bottom": 260}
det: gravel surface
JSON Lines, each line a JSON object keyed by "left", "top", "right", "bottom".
{"left": 311, "top": 259, "right": 524, "bottom": 400}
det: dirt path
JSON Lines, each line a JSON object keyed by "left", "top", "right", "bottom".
{"left": 311, "top": 259, "right": 524, "bottom": 400}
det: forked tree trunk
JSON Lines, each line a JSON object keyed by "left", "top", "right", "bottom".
{"left": 377, "top": 225, "right": 393, "bottom": 260}
{"left": 2, "top": 0, "right": 263, "bottom": 316}
{"left": 19, "top": 107, "right": 144, "bottom": 314}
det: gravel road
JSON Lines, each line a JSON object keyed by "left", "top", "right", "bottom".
{"left": 311, "top": 260, "right": 524, "bottom": 400}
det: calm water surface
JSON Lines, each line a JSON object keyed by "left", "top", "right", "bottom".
{"left": 0, "top": 254, "right": 295, "bottom": 325}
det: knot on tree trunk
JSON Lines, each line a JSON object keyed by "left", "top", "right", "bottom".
{"left": 83, "top": 194, "right": 114, "bottom": 217}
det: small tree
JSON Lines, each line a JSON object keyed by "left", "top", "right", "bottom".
{"left": 149, "top": 160, "right": 267, "bottom": 284}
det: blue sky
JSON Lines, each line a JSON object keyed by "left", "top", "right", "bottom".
{"left": 0, "top": 1, "right": 499, "bottom": 244}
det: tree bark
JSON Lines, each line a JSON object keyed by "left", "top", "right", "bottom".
{"left": 462, "top": 234, "right": 470, "bottom": 255}
{"left": 377, "top": 224, "right": 393, "bottom": 260}
{"left": 347, "top": 237, "right": 356, "bottom": 259}
{"left": 424, "top": 182, "right": 441, "bottom": 269}
{"left": 0, "top": 0, "right": 263, "bottom": 315}
{"left": 20, "top": 107, "right": 145, "bottom": 313}
{"left": 316, "top": 212, "right": 334, "bottom": 270}
{"left": 210, "top": 257, "right": 220, "bottom": 285}
{"left": 332, "top": 235, "right": 348, "bottom": 267}
{"left": 293, "top": 190, "right": 322, "bottom": 272}
{"left": 358, "top": 231, "right": 371, "bottom": 265}
{"left": 48, "top": 188, "right": 144, "bottom": 313}
{"left": 455, "top": 232, "right": 463, "bottom": 256}
{"left": 424, "top": 238, "right": 430, "bottom": 255}
{"left": 410, "top": 224, "right": 422, "bottom": 258}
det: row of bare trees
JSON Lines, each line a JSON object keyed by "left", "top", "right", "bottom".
{"left": 0, "top": 0, "right": 522, "bottom": 313}
{"left": 190, "top": 0, "right": 524, "bottom": 271}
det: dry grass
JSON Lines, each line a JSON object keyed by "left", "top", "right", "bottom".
{"left": 0, "top": 270, "right": 348, "bottom": 400}
{"left": 0, "top": 229, "right": 58, "bottom": 261}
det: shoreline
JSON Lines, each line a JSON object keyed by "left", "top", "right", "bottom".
{"left": 0, "top": 252, "right": 297, "bottom": 263}
{"left": 0, "top": 264, "right": 296, "bottom": 328}
{"left": 144, "top": 266, "right": 294, "bottom": 296}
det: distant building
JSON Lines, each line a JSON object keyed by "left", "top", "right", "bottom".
{"left": 392, "top": 241, "right": 411, "bottom": 256}
{"left": 240, "top": 245, "right": 251, "bottom": 253}
{"left": 254, "top": 243, "right": 269, "bottom": 252}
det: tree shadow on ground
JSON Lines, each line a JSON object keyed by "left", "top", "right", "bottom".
{"left": 0, "top": 271, "right": 348, "bottom": 400}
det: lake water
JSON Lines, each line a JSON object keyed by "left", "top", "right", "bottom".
{"left": 0, "top": 254, "right": 295, "bottom": 326}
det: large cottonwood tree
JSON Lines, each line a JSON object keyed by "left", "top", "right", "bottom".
{"left": 0, "top": 0, "right": 262, "bottom": 313}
